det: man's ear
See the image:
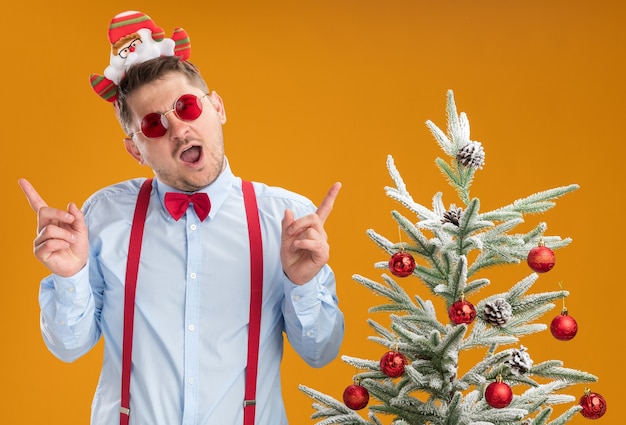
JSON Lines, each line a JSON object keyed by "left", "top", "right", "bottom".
{"left": 124, "top": 137, "right": 145, "bottom": 165}
{"left": 208, "top": 91, "right": 227, "bottom": 124}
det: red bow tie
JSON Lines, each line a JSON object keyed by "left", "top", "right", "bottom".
{"left": 164, "top": 192, "right": 211, "bottom": 221}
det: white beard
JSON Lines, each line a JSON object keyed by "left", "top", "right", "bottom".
{"left": 104, "top": 28, "right": 176, "bottom": 84}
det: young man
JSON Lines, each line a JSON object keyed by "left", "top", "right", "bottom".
{"left": 19, "top": 42, "right": 343, "bottom": 425}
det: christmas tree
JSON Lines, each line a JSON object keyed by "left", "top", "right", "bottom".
{"left": 299, "top": 90, "right": 607, "bottom": 424}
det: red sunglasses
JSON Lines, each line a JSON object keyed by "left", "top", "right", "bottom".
{"left": 129, "top": 93, "right": 209, "bottom": 139}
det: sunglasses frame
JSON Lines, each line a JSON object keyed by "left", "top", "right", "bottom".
{"left": 128, "top": 93, "right": 210, "bottom": 139}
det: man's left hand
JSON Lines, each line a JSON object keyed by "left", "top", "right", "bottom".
{"left": 280, "top": 182, "right": 342, "bottom": 285}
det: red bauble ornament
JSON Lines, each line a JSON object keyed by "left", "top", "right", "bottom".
{"left": 579, "top": 390, "right": 607, "bottom": 419}
{"left": 448, "top": 298, "right": 476, "bottom": 325}
{"left": 527, "top": 243, "right": 555, "bottom": 273}
{"left": 343, "top": 384, "right": 369, "bottom": 410}
{"left": 380, "top": 351, "right": 408, "bottom": 378}
{"left": 550, "top": 309, "right": 578, "bottom": 341}
{"left": 485, "top": 380, "right": 513, "bottom": 408}
{"left": 389, "top": 251, "right": 416, "bottom": 277}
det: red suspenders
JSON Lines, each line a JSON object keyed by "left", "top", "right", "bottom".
{"left": 119, "top": 178, "right": 152, "bottom": 424}
{"left": 241, "top": 180, "right": 263, "bottom": 425}
{"left": 120, "top": 178, "right": 263, "bottom": 425}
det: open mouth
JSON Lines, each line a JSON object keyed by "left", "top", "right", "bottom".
{"left": 180, "top": 145, "right": 202, "bottom": 164}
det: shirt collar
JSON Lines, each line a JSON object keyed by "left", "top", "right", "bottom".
{"left": 154, "top": 158, "right": 235, "bottom": 221}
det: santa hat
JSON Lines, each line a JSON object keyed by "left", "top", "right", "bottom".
{"left": 108, "top": 11, "right": 165, "bottom": 45}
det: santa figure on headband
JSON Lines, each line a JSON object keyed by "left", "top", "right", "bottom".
{"left": 90, "top": 11, "right": 191, "bottom": 103}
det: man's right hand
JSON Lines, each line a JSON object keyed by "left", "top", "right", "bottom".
{"left": 18, "top": 178, "right": 88, "bottom": 277}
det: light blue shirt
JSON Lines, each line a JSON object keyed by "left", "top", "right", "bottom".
{"left": 39, "top": 161, "right": 344, "bottom": 425}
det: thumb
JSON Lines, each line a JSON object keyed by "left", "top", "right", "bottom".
{"left": 282, "top": 209, "right": 295, "bottom": 235}
{"left": 67, "top": 202, "right": 87, "bottom": 232}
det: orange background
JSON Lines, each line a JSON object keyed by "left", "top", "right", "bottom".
{"left": 2, "top": 1, "right": 624, "bottom": 424}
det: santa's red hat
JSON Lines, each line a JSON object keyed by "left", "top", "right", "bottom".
{"left": 108, "top": 11, "right": 165, "bottom": 45}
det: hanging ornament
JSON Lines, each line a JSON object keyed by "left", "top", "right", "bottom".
{"left": 448, "top": 296, "right": 476, "bottom": 325}
{"left": 342, "top": 382, "right": 369, "bottom": 410}
{"left": 550, "top": 309, "right": 578, "bottom": 341}
{"left": 550, "top": 291, "right": 578, "bottom": 341}
{"left": 485, "top": 376, "right": 513, "bottom": 408}
{"left": 579, "top": 388, "right": 607, "bottom": 419}
{"left": 389, "top": 251, "right": 416, "bottom": 278}
{"left": 380, "top": 350, "right": 408, "bottom": 378}
{"left": 527, "top": 239, "right": 555, "bottom": 273}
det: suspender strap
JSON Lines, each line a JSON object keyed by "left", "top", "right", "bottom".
{"left": 242, "top": 180, "right": 263, "bottom": 425}
{"left": 120, "top": 178, "right": 153, "bottom": 425}
{"left": 120, "top": 179, "right": 263, "bottom": 425}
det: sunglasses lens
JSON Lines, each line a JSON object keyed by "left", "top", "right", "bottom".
{"left": 141, "top": 113, "right": 168, "bottom": 138}
{"left": 175, "top": 94, "right": 203, "bottom": 120}
{"left": 135, "top": 94, "right": 204, "bottom": 138}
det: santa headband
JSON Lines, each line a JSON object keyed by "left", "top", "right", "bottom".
{"left": 89, "top": 11, "right": 191, "bottom": 103}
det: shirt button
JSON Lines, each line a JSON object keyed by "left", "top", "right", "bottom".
{"left": 293, "top": 295, "right": 301, "bottom": 302}
{"left": 188, "top": 324, "right": 195, "bottom": 331}
{"left": 188, "top": 377, "right": 195, "bottom": 385}
{"left": 190, "top": 272, "right": 197, "bottom": 279}
{"left": 66, "top": 287, "right": 74, "bottom": 293}
{"left": 305, "top": 331, "right": 312, "bottom": 337}
{"left": 190, "top": 224, "right": 197, "bottom": 231}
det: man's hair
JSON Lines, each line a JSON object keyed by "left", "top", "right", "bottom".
{"left": 116, "top": 56, "right": 209, "bottom": 134}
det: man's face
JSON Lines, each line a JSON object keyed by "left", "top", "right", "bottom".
{"left": 124, "top": 72, "right": 227, "bottom": 192}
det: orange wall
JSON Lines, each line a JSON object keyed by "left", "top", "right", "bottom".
{"left": 2, "top": 1, "right": 624, "bottom": 424}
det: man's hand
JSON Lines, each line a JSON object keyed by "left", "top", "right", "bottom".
{"left": 18, "top": 178, "right": 89, "bottom": 277}
{"left": 280, "top": 182, "right": 342, "bottom": 285}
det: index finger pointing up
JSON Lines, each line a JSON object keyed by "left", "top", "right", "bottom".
{"left": 18, "top": 178, "right": 49, "bottom": 213}
{"left": 316, "top": 182, "right": 342, "bottom": 223}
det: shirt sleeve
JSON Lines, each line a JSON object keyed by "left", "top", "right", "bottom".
{"left": 39, "top": 263, "right": 101, "bottom": 362}
{"left": 282, "top": 264, "right": 344, "bottom": 368}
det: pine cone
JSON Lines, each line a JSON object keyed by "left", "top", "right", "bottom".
{"left": 483, "top": 298, "right": 512, "bottom": 327}
{"left": 506, "top": 345, "right": 533, "bottom": 376}
{"left": 442, "top": 206, "right": 463, "bottom": 226}
{"left": 456, "top": 141, "right": 485, "bottom": 169}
